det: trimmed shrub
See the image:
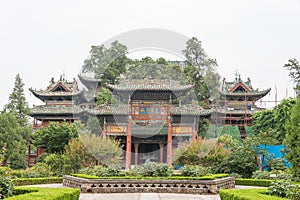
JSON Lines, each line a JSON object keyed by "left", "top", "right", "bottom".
{"left": 6, "top": 187, "right": 80, "bottom": 200}
{"left": 12, "top": 177, "right": 62, "bottom": 186}
{"left": 127, "top": 162, "right": 173, "bottom": 177}
{"left": 81, "top": 165, "right": 122, "bottom": 177}
{"left": 252, "top": 170, "right": 271, "bottom": 179}
{"left": 11, "top": 163, "right": 53, "bottom": 178}
{"left": 251, "top": 170, "right": 295, "bottom": 181}
{"left": 143, "top": 162, "right": 173, "bottom": 177}
{"left": 229, "top": 173, "right": 242, "bottom": 178}
{"left": 0, "top": 175, "right": 14, "bottom": 198}
{"left": 0, "top": 167, "right": 12, "bottom": 177}
{"left": 181, "top": 165, "right": 211, "bottom": 177}
{"left": 70, "top": 173, "right": 228, "bottom": 180}
{"left": 235, "top": 178, "right": 272, "bottom": 187}
{"left": 219, "top": 188, "right": 288, "bottom": 200}
{"left": 275, "top": 173, "right": 294, "bottom": 181}
{"left": 267, "top": 179, "right": 294, "bottom": 198}
{"left": 287, "top": 184, "right": 300, "bottom": 200}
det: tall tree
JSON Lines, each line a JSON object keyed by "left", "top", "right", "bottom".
{"left": 283, "top": 58, "right": 300, "bottom": 96}
{"left": 183, "top": 37, "right": 217, "bottom": 72}
{"left": 82, "top": 41, "right": 128, "bottom": 85}
{"left": 252, "top": 98, "right": 296, "bottom": 144}
{"left": 182, "top": 37, "right": 221, "bottom": 102}
{"left": 4, "top": 74, "right": 32, "bottom": 144}
{"left": 0, "top": 112, "right": 27, "bottom": 169}
{"left": 4, "top": 74, "right": 31, "bottom": 125}
{"left": 284, "top": 98, "right": 300, "bottom": 179}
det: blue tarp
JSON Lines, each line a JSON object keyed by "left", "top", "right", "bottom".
{"left": 258, "top": 144, "right": 291, "bottom": 169}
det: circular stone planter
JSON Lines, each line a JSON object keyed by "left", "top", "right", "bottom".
{"left": 63, "top": 175, "right": 235, "bottom": 194}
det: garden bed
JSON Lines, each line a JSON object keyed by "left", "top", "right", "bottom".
{"left": 219, "top": 188, "right": 288, "bottom": 200}
{"left": 12, "top": 177, "right": 63, "bottom": 186}
{"left": 63, "top": 174, "right": 235, "bottom": 194}
{"left": 6, "top": 187, "right": 80, "bottom": 200}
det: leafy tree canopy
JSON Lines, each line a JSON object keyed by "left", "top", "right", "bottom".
{"left": 252, "top": 98, "right": 296, "bottom": 144}
{"left": 284, "top": 98, "right": 300, "bottom": 179}
{"left": 97, "top": 87, "right": 118, "bottom": 105}
{"left": 82, "top": 41, "right": 128, "bottom": 85}
{"left": 0, "top": 112, "right": 27, "bottom": 169}
{"left": 79, "top": 133, "right": 123, "bottom": 167}
{"left": 182, "top": 37, "right": 221, "bottom": 102}
{"left": 283, "top": 58, "right": 300, "bottom": 95}
{"left": 33, "top": 121, "right": 80, "bottom": 153}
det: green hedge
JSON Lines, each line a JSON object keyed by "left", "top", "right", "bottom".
{"left": 219, "top": 189, "right": 288, "bottom": 200}
{"left": 6, "top": 187, "right": 80, "bottom": 200}
{"left": 235, "top": 178, "right": 273, "bottom": 187}
{"left": 12, "top": 177, "right": 63, "bottom": 186}
{"left": 71, "top": 173, "right": 229, "bottom": 180}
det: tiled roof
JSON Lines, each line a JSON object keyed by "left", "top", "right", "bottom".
{"left": 219, "top": 88, "right": 271, "bottom": 97}
{"left": 29, "top": 77, "right": 82, "bottom": 101}
{"left": 86, "top": 104, "right": 212, "bottom": 116}
{"left": 46, "top": 78, "right": 79, "bottom": 92}
{"left": 78, "top": 74, "right": 102, "bottom": 90}
{"left": 31, "top": 105, "right": 83, "bottom": 115}
{"left": 78, "top": 74, "right": 101, "bottom": 83}
{"left": 108, "top": 79, "right": 192, "bottom": 92}
{"left": 29, "top": 89, "right": 83, "bottom": 97}
{"left": 85, "top": 105, "right": 129, "bottom": 115}
{"left": 82, "top": 90, "right": 98, "bottom": 102}
{"left": 170, "top": 105, "right": 213, "bottom": 116}
{"left": 221, "top": 76, "right": 252, "bottom": 92}
{"left": 220, "top": 76, "right": 271, "bottom": 97}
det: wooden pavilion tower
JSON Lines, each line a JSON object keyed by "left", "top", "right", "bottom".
{"left": 213, "top": 75, "right": 271, "bottom": 138}
{"left": 86, "top": 79, "right": 213, "bottom": 169}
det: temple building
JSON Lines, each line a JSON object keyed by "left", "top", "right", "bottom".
{"left": 213, "top": 75, "right": 271, "bottom": 138}
{"left": 30, "top": 77, "right": 83, "bottom": 128}
{"left": 30, "top": 76, "right": 212, "bottom": 169}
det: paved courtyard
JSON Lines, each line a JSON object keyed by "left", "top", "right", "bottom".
{"left": 24, "top": 184, "right": 265, "bottom": 200}
{"left": 79, "top": 193, "right": 220, "bottom": 200}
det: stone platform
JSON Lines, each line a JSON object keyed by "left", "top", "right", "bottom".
{"left": 63, "top": 175, "right": 235, "bottom": 194}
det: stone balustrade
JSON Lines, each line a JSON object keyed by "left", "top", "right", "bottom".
{"left": 63, "top": 175, "right": 235, "bottom": 194}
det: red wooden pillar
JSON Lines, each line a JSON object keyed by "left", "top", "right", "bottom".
{"left": 193, "top": 130, "right": 198, "bottom": 140}
{"left": 134, "top": 143, "right": 139, "bottom": 166}
{"left": 159, "top": 143, "right": 164, "bottom": 163}
{"left": 125, "top": 121, "right": 132, "bottom": 170}
{"left": 167, "top": 117, "right": 172, "bottom": 165}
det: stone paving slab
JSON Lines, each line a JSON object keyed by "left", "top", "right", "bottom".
{"left": 79, "top": 193, "right": 221, "bottom": 200}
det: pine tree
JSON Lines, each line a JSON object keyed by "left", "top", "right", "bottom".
{"left": 0, "top": 112, "right": 27, "bottom": 169}
{"left": 4, "top": 74, "right": 31, "bottom": 125}
{"left": 4, "top": 74, "right": 32, "bottom": 144}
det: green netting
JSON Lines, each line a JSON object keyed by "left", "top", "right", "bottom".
{"left": 245, "top": 126, "right": 253, "bottom": 137}
{"left": 204, "top": 125, "right": 241, "bottom": 142}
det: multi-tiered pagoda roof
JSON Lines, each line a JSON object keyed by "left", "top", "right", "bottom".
{"left": 30, "top": 77, "right": 84, "bottom": 122}
{"left": 108, "top": 79, "right": 192, "bottom": 100}
{"left": 220, "top": 76, "right": 271, "bottom": 101}
{"left": 29, "top": 77, "right": 83, "bottom": 102}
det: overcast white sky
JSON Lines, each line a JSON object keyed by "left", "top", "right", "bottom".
{"left": 0, "top": 0, "right": 299, "bottom": 109}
